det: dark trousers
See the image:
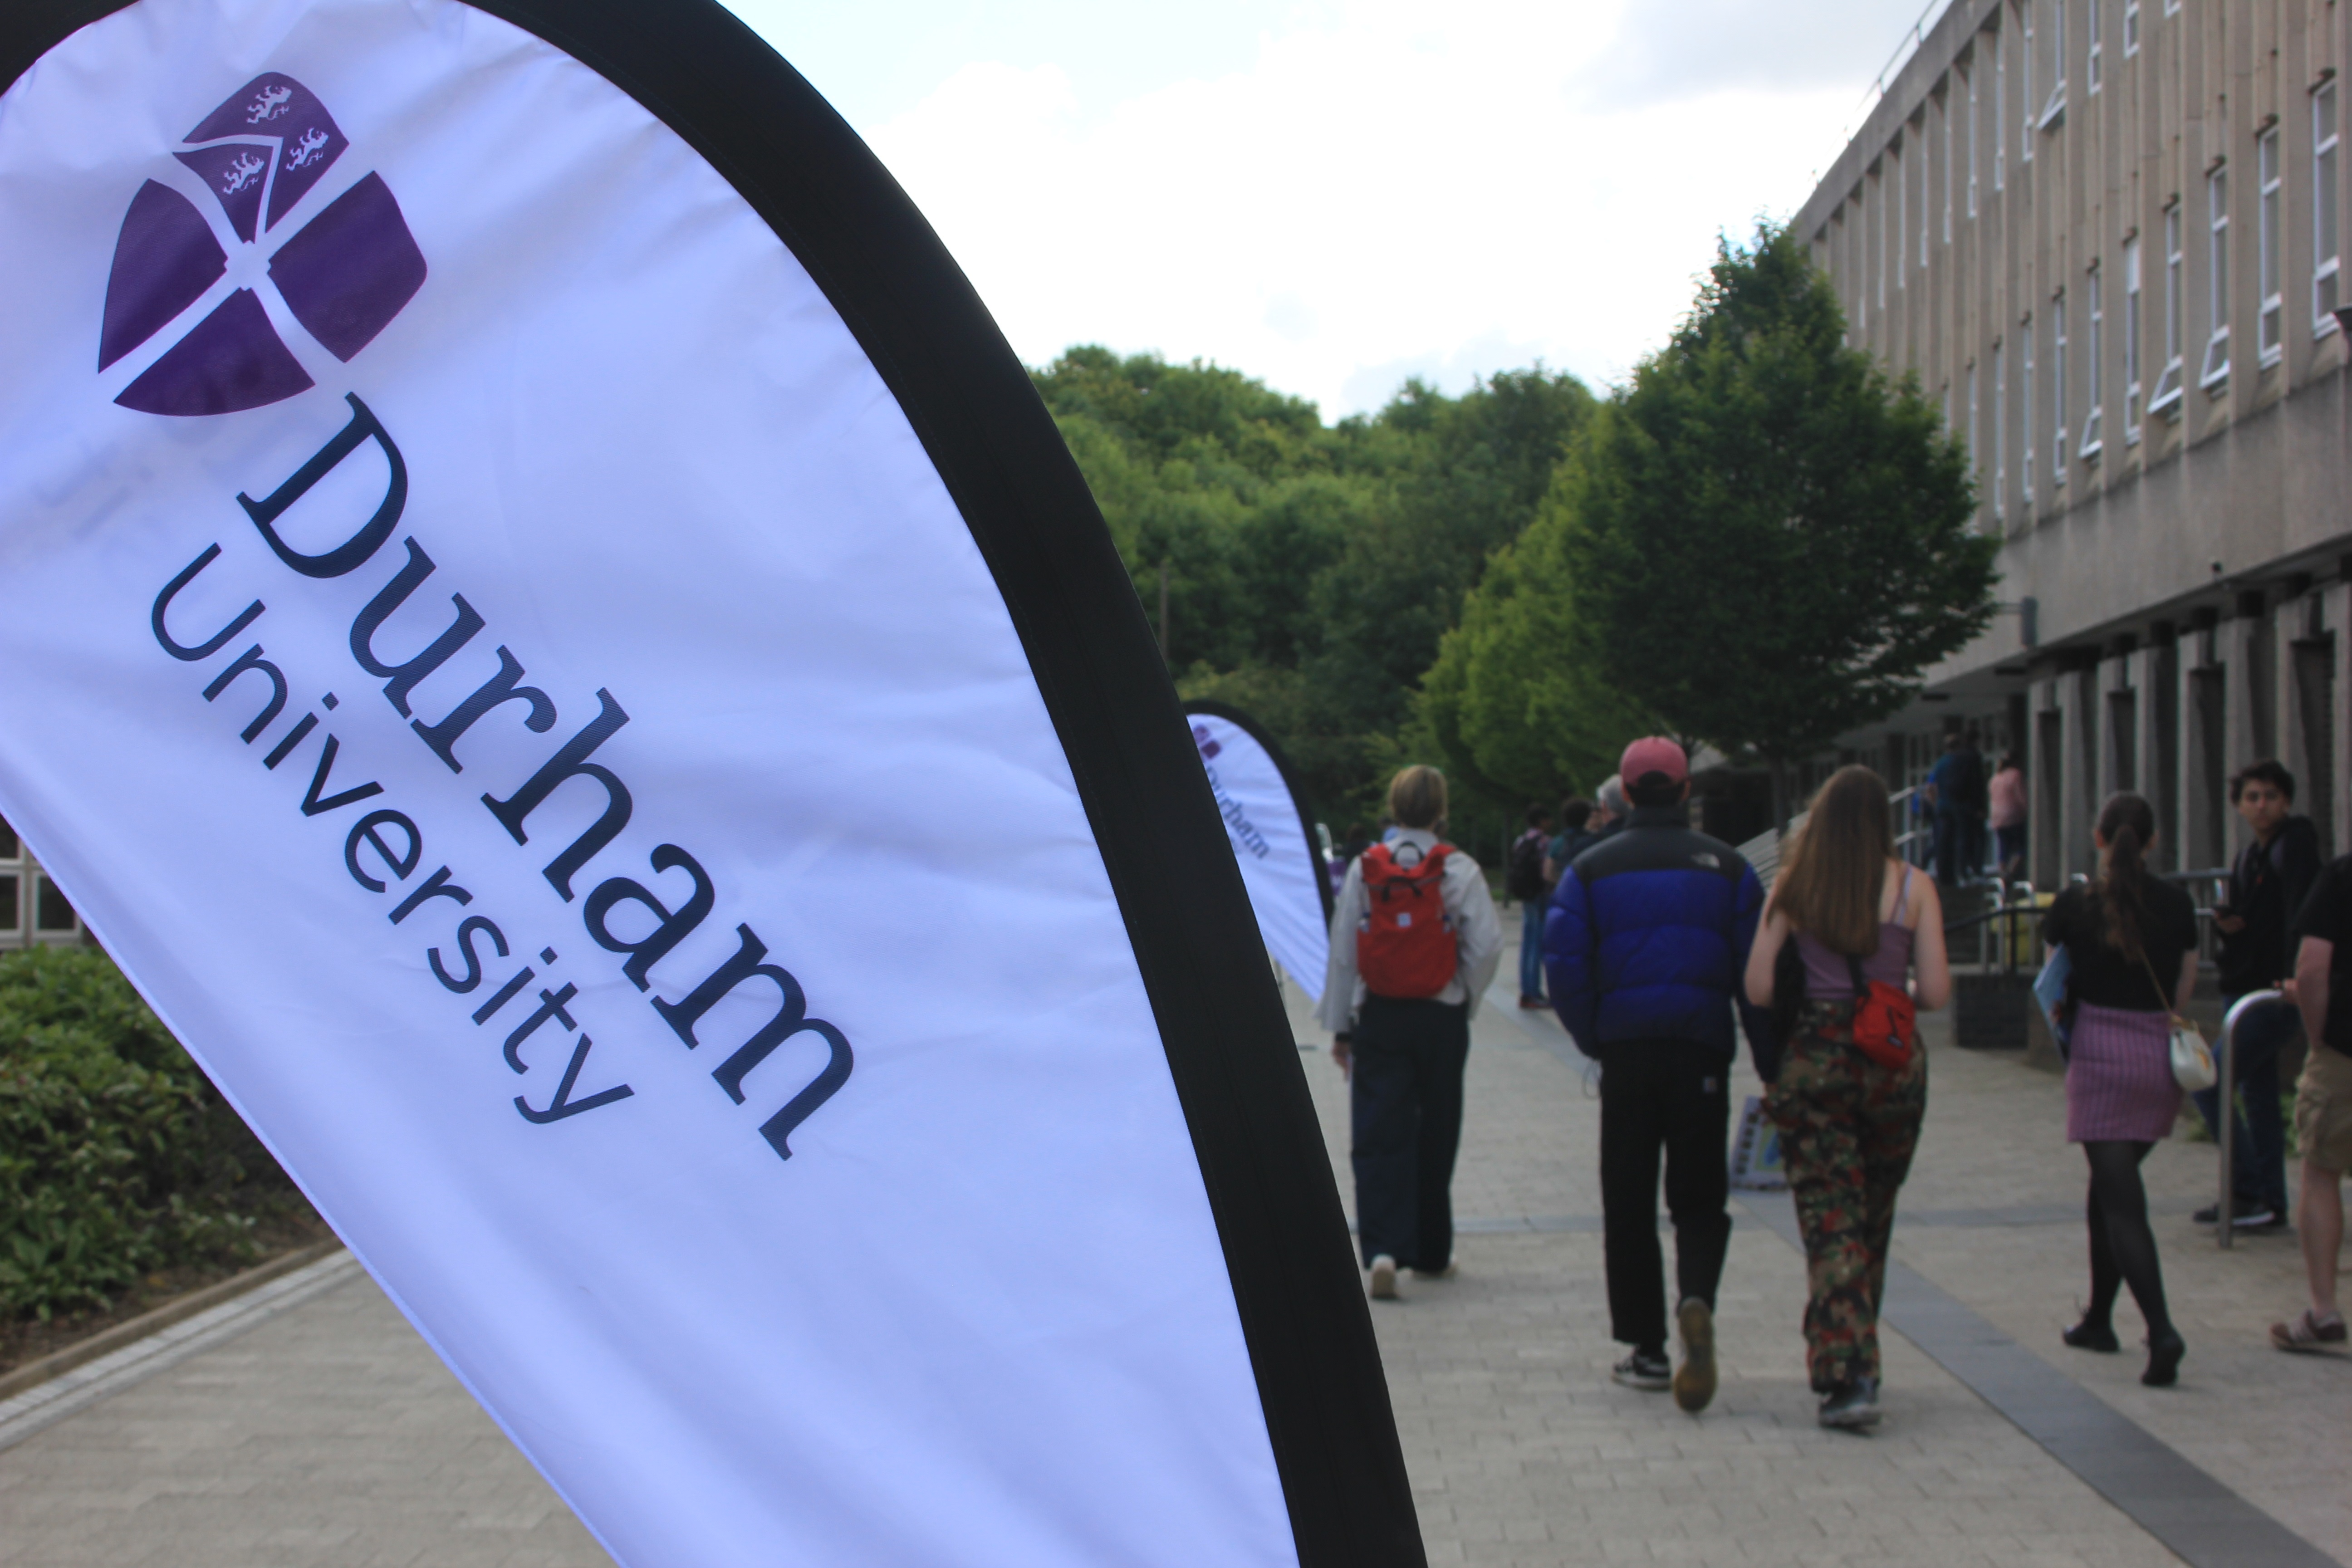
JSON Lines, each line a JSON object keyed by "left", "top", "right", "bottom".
{"left": 2191, "top": 995, "right": 2296, "bottom": 1217}
{"left": 1933, "top": 808, "right": 1966, "bottom": 885}
{"left": 1351, "top": 995, "right": 1470, "bottom": 1270}
{"left": 1995, "top": 823, "right": 2027, "bottom": 876}
{"left": 1598, "top": 1042, "right": 1732, "bottom": 1352}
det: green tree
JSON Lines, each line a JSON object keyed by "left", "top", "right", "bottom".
{"left": 1421, "top": 519, "right": 1650, "bottom": 807}
{"left": 1032, "top": 348, "right": 1595, "bottom": 827}
{"left": 1556, "top": 223, "right": 1998, "bottom": 819}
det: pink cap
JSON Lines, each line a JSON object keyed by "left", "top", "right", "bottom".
{"left": 1619, "top": 736, "right": 1688, "bottom": 789}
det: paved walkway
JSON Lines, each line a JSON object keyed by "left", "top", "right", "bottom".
{"left": 0, "top": 925, "right": 2345, "bottom": 1566}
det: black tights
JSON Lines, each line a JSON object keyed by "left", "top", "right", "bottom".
{"left": 2081, "top": 1140, "right": 2172, "bottom": 1338}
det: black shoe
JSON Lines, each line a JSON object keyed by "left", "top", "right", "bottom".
{"left": 1818, "top": 1376, "right": 1882, "bottom": 1430}
{"left": 2143, "top": 1330, "right": 2185, "bottom": 1387}
{"left": 1612, "top": 1350, "right": 1671, "bottom": 1391}
{"left": 2062, "top": 1319, "right": 2120, "bottom": 1353}
{"left": 2193, "top": 1199, "right": 2278, "bottom": 1229}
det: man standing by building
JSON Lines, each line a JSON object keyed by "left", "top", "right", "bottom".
{"left": 1545, "top": 739, "right": 1772, "bottom": 1412}
{"left": 2272, "top": 849, "right": 2352, "bottom": 1352}
{"left": 2201, "top": 761, "right": 2321, "bottom": 1229}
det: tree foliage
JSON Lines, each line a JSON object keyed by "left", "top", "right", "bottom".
{"left": 1032, "top": 347, "right": 1594, "bottom": 821}
{"left": 1556, "top": 224, "right": 1997, "bottom": 779}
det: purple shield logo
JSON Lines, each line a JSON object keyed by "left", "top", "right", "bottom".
{"left": 98, "top": 74, "right": 426, "bottom": 417}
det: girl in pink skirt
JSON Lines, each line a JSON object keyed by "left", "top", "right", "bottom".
{"left": 2040, "top": 793, "right": 2201, "bottom": 1386}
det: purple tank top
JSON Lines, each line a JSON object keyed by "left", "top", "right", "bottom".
{"left": 1794, "top": 866, "right": 1917, "bottom": 1000}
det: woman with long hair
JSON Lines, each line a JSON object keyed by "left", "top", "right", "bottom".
{"left": 1745, "top": 766, "right": 1950, "bottom": 1430}
{"left": 2039, "top": 793, "right": 2200, "bottom": 1386}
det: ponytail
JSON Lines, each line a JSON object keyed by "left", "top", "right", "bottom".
{"left": 2094, "top": 793, "right": 2157, "bottom": 962}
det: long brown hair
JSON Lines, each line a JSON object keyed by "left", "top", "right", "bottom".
{"left": 2095, "top": 792, "right": 2158, "bottom": 962}
{"left": 1774, "top": 766, "right": 1895, "bottom": 956}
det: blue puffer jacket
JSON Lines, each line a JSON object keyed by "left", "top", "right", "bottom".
{"left": 1544, "top": 805, "right": 1772, "bottom": 1066}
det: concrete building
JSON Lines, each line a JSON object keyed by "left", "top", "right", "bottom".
{"left": 1794, "top": 0, "right": 2350, "bottom": 883}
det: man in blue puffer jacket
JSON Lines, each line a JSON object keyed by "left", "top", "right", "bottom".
{"left": 1546, "top": 737, "right": 1774, "bottom": 1414}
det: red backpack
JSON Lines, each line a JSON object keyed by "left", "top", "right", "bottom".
{"left": 1356, "top": 843, "right": 1458, "bottom": 998}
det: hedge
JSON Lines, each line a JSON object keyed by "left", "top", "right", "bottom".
{"left": 0, "top": 946, "right": 300, "bottom": 1319}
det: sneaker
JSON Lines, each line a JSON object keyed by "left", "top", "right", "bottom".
{"left": 2192, "top": 1200, "right": 2279, "bottom": 1229}
{"left": 1612, "top": 1350, "right": 1671, "bottom": 1391}
{"left": 2269, "top": 1309, "right": 2349, "bottom": 1354}
{"left": 1367, "top": 1254, "right": 1398, "bottom": 1300}
{"left": 1518, "top": 995, "right": 1547, "bottom": 1009}
{"left": 1817, "top": 1377, "right": 1881, "bottom": 1431}
{"left": 1672, "top": 1298, "right": 1716, "bottom": 1412}
{"left": 2142, "top": 1329, "right": 2185, "bottom": 1387}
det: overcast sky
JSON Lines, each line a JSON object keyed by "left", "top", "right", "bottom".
{"left": 722, "top": 0, "right": 1942, "bottom": 416}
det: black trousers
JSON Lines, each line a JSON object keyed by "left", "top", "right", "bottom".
{"left": 1599, "top": 1041, "right": 1733, "bottom": 1352}
{"left": 1350, "top": 995, "right": 1471, "bottom": 1270}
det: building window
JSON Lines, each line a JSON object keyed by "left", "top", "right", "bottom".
{"left": 1941, "top": 93, "right": 1954, "bottom": 243}
{"left": 2123, "top": 234, "right": 2144, "bottom": 441}
{"left": 2125, "top": 0, "right": 2140, "bottom": 56}
{"left": 1968, "top": 358, "right": 1980, "bottom": 474}
{"left": 2021, "top": 3, "right": 2036, "bottom": 161}
{"left": 2318, "top": 82, "right": 2341, "bottom": 332}
{"left": 2039, "top": 0, "right": 2068, "bottom": 129}
{"left": 2151, "top": 201, "right": 2185, "bottom": 413}
{"left": 1995, "top": 31, "right": 2007, "bottom": 189}
{"left": 2162, "top": 0, "right": 2180, "bottom": 15}
{"left": 2022, "top": 314, "right": 2036, "bottom": 506}
{"left": 2082, "top": 265, "right": 2103, "bottom": 457}
{"left": 2087, "top": 0, "right": 2102, "bottom": 91}
{"left": 2051, "top": 290, "right": 2068, "bottom": 484}
{"left": 1993, "top": 339, "right": 2007, "bottom": 520}
{"left": 2201, "top": 164, "right": 2231, "bottom": 390}
{"left": 1877, "top": 170, "right": 1889, "bottom": 309}
{"left": 2259, "top": 126, "right": 2283, "bottom": 364}
{"left": 1919, "top": 119, "right": 1931, "bottom": 266}
{"left": 1968, "top": 62, "right": 1981, "bottom": 216}
{"left": 1896, "top": 144, "right": 1906, "bottom": 290}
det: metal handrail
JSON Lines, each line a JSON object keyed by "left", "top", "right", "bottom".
{"left": 2216, "top": 990, "right": 2284, "bottom": 1251}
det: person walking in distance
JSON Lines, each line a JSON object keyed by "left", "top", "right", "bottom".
{"left": 1509, "top": 804, "right": 1556, "bottom": 1009}
{"left": 1321, "top": 765, "right": 1502, "bottom": 1300}
{"left": 1546, "top": 739, "right": 1771, "bottom": 1412}
{"left": 1744, "top": 768, "right": 1950, "bottom": 1430}
{"left": 2270, "top": 851, "right": 2352, "bottom": 1352}
{"left": 2042, "top": 793, "right": 2200, "bottom": 1387}
{"left": 1989, "top": 753, "right": 2028, "bottom": 881}
{"left": 2196, "top": 761, "right": 2319, "bottom": 1230}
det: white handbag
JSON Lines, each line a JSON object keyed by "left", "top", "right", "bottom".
{"left": 2139, "top": 949, "right": 2216, "bottom": 1092}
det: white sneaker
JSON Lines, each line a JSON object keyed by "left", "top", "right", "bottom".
{"left": 1368, "top": 1255, "right": 1398, "bottom": 1300}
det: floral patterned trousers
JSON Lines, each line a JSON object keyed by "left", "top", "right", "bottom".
{"left": 1765, "top": 999, "right": 1928, "bottom": 1392}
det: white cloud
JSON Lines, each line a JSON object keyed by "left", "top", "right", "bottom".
{"left": 747, "top": 0, "right": 1921, "bottom": 415}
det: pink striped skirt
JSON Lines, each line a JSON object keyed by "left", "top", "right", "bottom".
{"left": 2064, "top": 1001, "right": 2182, "bottom": 1143}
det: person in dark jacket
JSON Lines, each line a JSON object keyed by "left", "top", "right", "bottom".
{"left": 2195, "top": 760, "right": 2322, "bottom": 1229}
{"left": 1545, "top": 738, "right": 1772, "bottom": 1413}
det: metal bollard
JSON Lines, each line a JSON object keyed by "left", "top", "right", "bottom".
{"left": 2216, "top": 989, "right": 2283, "bottom": 1251}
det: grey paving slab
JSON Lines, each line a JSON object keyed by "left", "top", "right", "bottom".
{"left": 0, "top": 1272, "right": 611, "bottom": 1568}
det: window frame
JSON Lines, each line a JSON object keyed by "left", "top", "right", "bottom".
{"left": 2022, "top": 312, "right": 2037, "bottom": 506}
{"left": 2082, "top": 264, "right": 2104, "bottom": 459}
{"left": 2151, "top": 200, "right": 2185, "bottom": 414}
{"left": 2124, "top": 0, "right": 2140, "bottom": 57}
{"left": 2200, "top": 165, "right": 2231, "bottom": 391}
{"left": 1993, "top": 338, "right": 2008, "bottom": 520}
{"left": 2258, "top": 125, "right": 2283, "bottom": 365}
{"left": 2123, "top": 233, "right": 2144, "bottom": 441}
{"left": 2087, "top": 0, "right": 2102, "bottom": 92}
{"left": 2317, "top": 80, "right": 2341, "bottom": 335}
{"left": 2051, "top": 288, "right": 2069, "bottom": 484}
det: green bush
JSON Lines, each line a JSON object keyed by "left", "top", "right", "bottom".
{"left": 0, "top": 947, "right": 295, "bottom": 1319}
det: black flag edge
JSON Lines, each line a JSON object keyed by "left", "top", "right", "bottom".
{"left": 1182, "top": 698, "right": 1338, "bottom": 927}
{"left": 0, "top": 2, "right": 1423, "bottom": 1562}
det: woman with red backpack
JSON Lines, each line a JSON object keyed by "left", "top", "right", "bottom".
{"left": 1744, "top": 766, "right": 1950, "bottom": 1430}
{"left": 1319, "top": 765, "right": 1503, "bottom": 1301}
